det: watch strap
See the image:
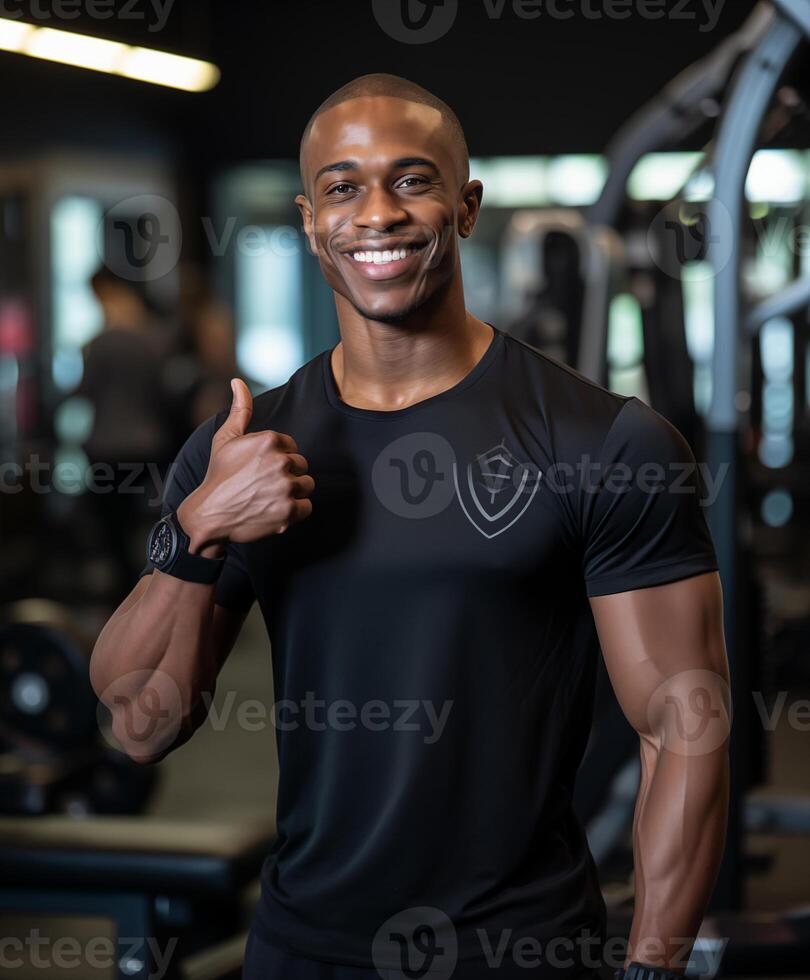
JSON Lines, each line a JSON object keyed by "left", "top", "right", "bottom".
{"left": 617, "top": 963, "right": 685, "bottom": 980}
{"left": 151, "top": 511, "right": 226, "bottom": 584}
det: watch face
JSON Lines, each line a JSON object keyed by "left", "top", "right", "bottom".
{"left": 148, "top": 518, "right": 177, "bottom": 569}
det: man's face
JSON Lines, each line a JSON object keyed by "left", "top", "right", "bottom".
{"left": 297, "top": 96, "right": 481, "bottom": 323}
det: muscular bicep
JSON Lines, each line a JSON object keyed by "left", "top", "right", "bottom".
{"left": 589, "top": 572, "right": 731, "bottom": 746}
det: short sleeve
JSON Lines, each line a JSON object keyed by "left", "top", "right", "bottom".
{"left": 140, "top": 415, "right": 256, "bottom": 613}
{"left": 581, "top": 397, "right": 718, "bottom": 597}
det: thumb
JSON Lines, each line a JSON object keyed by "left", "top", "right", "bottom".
{"left": 217, "top": 378, "right": 253, "bottom": 445}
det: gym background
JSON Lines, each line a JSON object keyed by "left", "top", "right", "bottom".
{"left": 1, "top": 1, "right": 809, "bottom": 978}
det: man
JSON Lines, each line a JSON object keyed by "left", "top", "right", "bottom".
{"left": 90, "top": 74, "right": 730, "bottom": 980}
{"left": 75, "top": 269, "right": 175, "bottom": 593}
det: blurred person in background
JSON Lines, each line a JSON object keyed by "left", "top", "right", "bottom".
{"left": 72, "top": 268, "right": 176, "bottom": 594}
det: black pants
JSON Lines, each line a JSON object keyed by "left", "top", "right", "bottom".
{"left": 242, "top": 926, "right": 606, "bottom": 979}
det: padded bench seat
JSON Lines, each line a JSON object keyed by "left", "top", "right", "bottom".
{"left": 0, "top": 814, "right": 275, "bottom": 897}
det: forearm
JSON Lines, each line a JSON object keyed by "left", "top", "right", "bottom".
{"left": 627, "top": 736, "right": 729, "bottom": 971}
{"left": 89, "top": 571, "right": 221, "bottom": 761}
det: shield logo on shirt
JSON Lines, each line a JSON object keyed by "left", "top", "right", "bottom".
{"left": 453, "top": 439, "right": 541, "bottom": 539}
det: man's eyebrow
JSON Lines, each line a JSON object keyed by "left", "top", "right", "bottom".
{"left": 313, "top": 157, "right": 440, "bottom": 184}
{"left": 393, "top": 157, "right": 439, "bottom": 171}
{"left": 314, "top": 160, "right": 358, "bottom": 183}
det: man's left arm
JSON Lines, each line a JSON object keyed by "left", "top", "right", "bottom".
{"left": 589, "top": 571, "right": 731, "bottom": 975}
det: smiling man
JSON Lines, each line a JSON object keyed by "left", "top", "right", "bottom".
{"left": 296, "top": 75, "right": 475, "bottom": 332}
{"left": 91, "top": 74, "right": 730, "bottom": 980}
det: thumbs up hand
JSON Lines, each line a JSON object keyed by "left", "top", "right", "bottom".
{"left": 176, "top": 379, "right": 315, "bottom": 555}
{"left": 212, "top": 377, "right": 254, "bottom": 445}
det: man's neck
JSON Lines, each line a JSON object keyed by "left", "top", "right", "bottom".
{"left": 331, "top": 292, "right": 494, "bottom": 413}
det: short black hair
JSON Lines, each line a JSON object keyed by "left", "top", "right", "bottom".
{"left": 300, "top": 73, "right": 470, "bottom": 189}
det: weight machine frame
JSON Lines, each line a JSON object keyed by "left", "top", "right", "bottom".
{"left": 583, "top": 0, "right": 810, "bottom": 915}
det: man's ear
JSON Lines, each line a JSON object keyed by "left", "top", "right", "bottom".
{"left": 458, "top": 180, "right": 483, "bottom": 239}
{"left": 295, "top": 194, "right": 318, "bottom": 255}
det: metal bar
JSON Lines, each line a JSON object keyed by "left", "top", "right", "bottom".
{"left": 708, "top": 17, "right": 803, "bottom": 431}
{"left": 579, "top": 3, "right": 774, "bottom": 380}
{"left": 746, "top": 274, "right": 810, "bottom": 334}
{"left": 772, "top": 0, "right": 810, "bottom": 38}
{"left": 705, "top": 11, "right": 803, "bottom": 911}
{"left": 586, "top": 3, "right": 773, "bottom": 229}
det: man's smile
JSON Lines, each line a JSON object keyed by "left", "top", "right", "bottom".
{"left": 337, "top": 241, "right": 429, "bottom": 281}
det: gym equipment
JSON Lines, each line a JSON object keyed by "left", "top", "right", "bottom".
{"left": 0, "top": 605, "right": 98, "bottom": 747}
{"left": 0, "top": 595, "right": 274, "bottom": 978}
{"left": 612, "top": 2, "right": 810, "bottom": 973}
{"left": 505, "top": 2, "right": 810, "bottom": 973}
{"left": 638, "top": 200, "right": 701, "bottom": 448}
{"left": 0, "top": 814, "right": 273, "bottom": 980}
{"left": 502, "top": 209, "right": 624, "bottom": 377}
{"left": 704, "top": 0, "right": 810, "bottom": 913}
{"left": 0, "top": 598, "right": 157, "bottom": 816}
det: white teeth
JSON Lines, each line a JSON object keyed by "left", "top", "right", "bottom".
{"left": 350, "top": 247, "right": 418, "bottom": 264}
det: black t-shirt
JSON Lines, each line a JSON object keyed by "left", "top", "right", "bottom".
{"left": 141, "top": 327, "right": 718, "bottom": 976}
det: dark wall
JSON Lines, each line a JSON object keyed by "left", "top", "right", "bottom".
{"left": 202, "top": 0, "right": 760, "bottom": 161}
{"left": 0, "top": 0, "right": 764, "bottom": 173}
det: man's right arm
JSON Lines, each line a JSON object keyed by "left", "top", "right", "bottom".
{"left": 89, "top": 570, "right": 249, "bottom": 765}
{"left": 88, "top": 379, "right": 314, "bottom": 765}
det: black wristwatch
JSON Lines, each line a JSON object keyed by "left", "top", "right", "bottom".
{"left": 615, "top": 963, "right": 685, "bottom": 980}
{"left": 146, "top": 510, "right": 225, "bottom": 584}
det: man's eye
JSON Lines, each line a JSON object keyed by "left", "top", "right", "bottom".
{"left": 328, "top": 183, "right": 354, "bottom": 195}
{"left": 398, "top": 176, "right": 427, "bottom": 189}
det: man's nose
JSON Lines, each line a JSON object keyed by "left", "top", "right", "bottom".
{"left": 352, "top": 185, "right": 409, "bottom": 231}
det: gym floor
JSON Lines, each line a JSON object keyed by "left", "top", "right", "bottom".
{"left": 146, "top": 608, "right": 810, "bottom": 980}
